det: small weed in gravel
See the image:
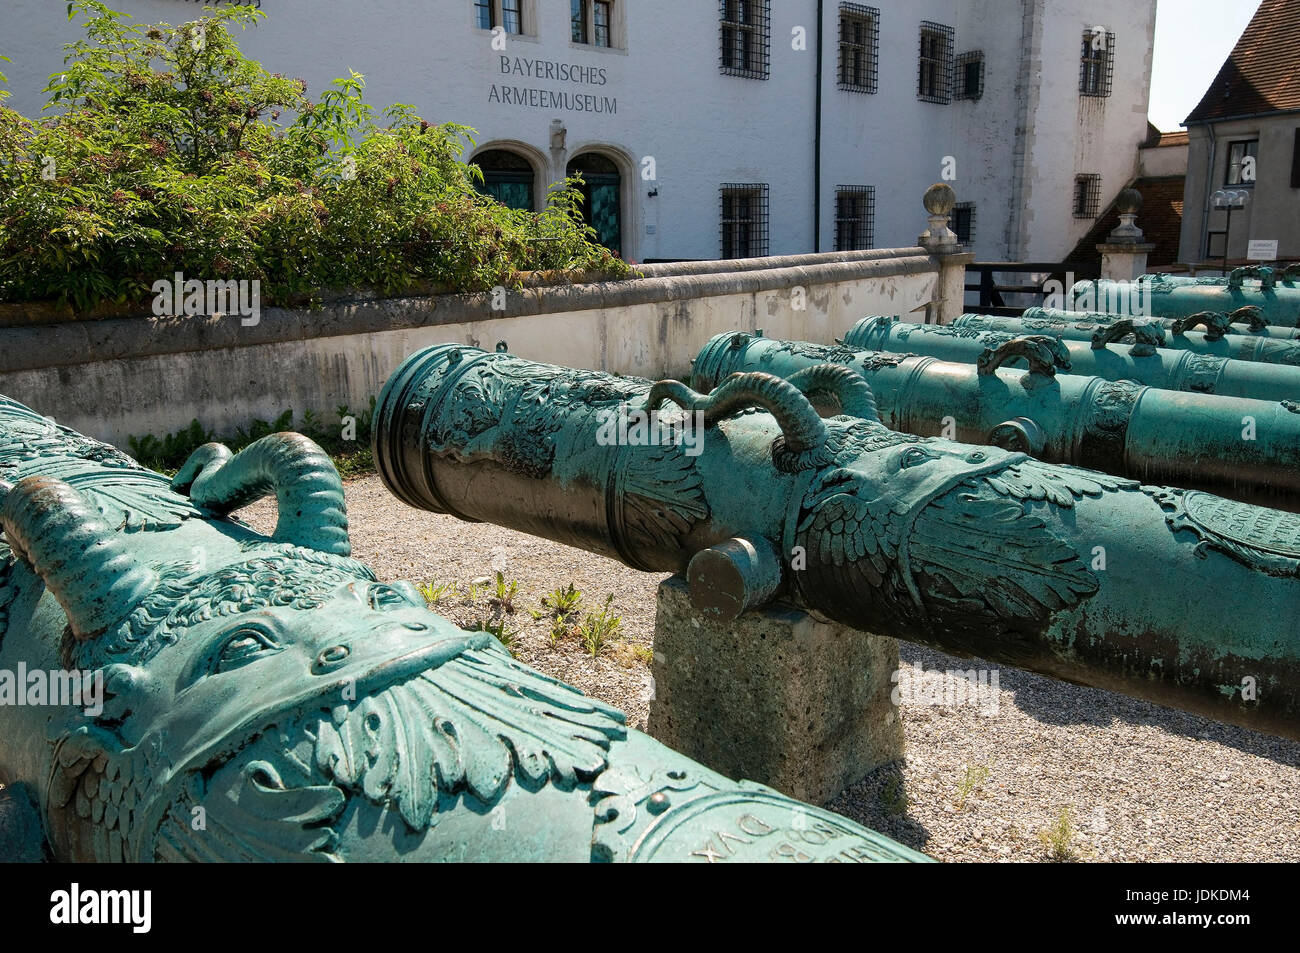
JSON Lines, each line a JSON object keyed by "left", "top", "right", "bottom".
{"left": 1039, "top": 806, "right": 1079, "bottom": 862}
{"left": 579, "top": 594, "right": 623, "bottom": 658}
{"left": 469, "top": 617, "right": 518, "bottom": 655}
{"left": 418, "top": 581, "right": 455, "bottom": 605}
{"left": 490, "top": 572, "right": 519, "bottom": 613}
{"left": 955, "top": 762, "right": 991, "bottom": 811}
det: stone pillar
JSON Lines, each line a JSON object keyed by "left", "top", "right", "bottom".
{"left": 647, "top": 575, "right": 903, "bottom": 805}
{"left": 1097, "top": 188, "right": 1155, "bottom": 282}
{"left": 917, "top": 183, "right": 973, "bottom": 324}
{"left": 936, "top": 249, "right": 975, "bottom": 324}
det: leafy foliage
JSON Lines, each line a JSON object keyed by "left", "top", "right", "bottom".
{"left": 127, "top": 400, "right": 375, "bottom": 476}
{"left": 0, "top": 1, "right": 630, "bottom": 311}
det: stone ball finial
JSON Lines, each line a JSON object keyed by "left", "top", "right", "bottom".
{"left": 923, "top": 183, "right": 956, "bottom": 216}
{"left": 1116, "top": 188, "right": 1143, "bottom": 215}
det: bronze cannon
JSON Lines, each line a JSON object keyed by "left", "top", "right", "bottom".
{"left": 688, "top": 330, "right": 1300, "bottom": 509}
{"left": 1073, "top": 272, "right": 1300, "bottom": 327}
{"left": 951, "top": 311, "right": 1300, "bottom": 365}
{"left": 374, "top": 345, "right": 1300, "bottom": 741}
{"left": 0, "top": 395, "right": 926, "bottom": 863}
{"left": 841, "top": 316, "right": 1300, "bottom": 402}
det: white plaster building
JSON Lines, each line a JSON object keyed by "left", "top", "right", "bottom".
{"left": 3, "top": 0, "right": 1157, "bottom": 264}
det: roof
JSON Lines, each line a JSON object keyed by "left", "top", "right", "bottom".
{"left": 1185, "top": 0, "right": 1300, "bottom": 124}
{"left": 1153, "top": 131, "right": 1188, "bottom": 148}
{"left": 1066, "top": 177, "right": 1186, "bottom": 268}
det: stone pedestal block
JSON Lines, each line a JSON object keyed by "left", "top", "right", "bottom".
{"left": 647, "top": 575, "right": 903, "bottom": 805}
{"left": 1098, "top": 242, "right": 1155, "bottom": 282}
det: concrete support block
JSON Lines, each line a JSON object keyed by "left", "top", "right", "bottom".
{"left": 1098, "top": 242, "right": 1155, "bottom": 282}
{"left": 647, "top": 575, "right": 903, "bottom": 805}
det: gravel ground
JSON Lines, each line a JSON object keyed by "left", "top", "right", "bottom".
{"left": 240, "top": 474, "right": 1300, "bottom": 863}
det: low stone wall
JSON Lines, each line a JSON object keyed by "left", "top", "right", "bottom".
{"left": 0, "top": 247, "right": 963, "bottom": 446}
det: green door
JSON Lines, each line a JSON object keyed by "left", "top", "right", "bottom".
{"left": 567, "top": 153, "right": 622, "bottom": 257}
{"left": 472, "top": 149, "right": 535, "bottom": 211}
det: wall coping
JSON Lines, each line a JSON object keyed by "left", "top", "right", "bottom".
{"left": 0, "top": 251, "right": 940, "bottom": 372}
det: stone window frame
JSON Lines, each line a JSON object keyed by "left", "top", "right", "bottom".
{"left": 474, "top": 0, "right": 535, "bottom": 37}
{"left": 571, "top": 0, "right": 624, "bottom": 50}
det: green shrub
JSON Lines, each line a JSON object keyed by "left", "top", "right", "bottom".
{"left": 0, "top": 1, "right": 630, "bottom": 311}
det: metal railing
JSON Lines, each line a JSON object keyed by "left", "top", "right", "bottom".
{"left": 965, "top": 261, "right": 1100, "bottom": 316}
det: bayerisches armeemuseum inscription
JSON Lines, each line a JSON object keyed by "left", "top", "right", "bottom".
{"left": 489, "top": 55, "right": 618, "bottom": 113}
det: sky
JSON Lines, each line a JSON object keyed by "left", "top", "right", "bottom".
{"left": 1148, "top": 0, "right": 1263, "bottom": 131}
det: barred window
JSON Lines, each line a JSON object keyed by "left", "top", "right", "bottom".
{"left": 952, "top": 202, "right": 975, "bottom": 244}
{"left": 918, "top": 21, "right": 954, "bottom": 104}
{"left": 1073, "top": 174, "right": 1100, "bottom": 218}
{"left": 475, "top": 0, "right": 494, "bottom": 30}
{"left": 838, "top": 4, "right": 879, "bottom": 93}
{"left": 721, "top": 184, "right": 770, "bottom": 258}
{"left": 954, "top": 51, "right": 984, "bottom": 100}
{"left": 1080, "top": 30, "right": 1114, "bottom": 97}
{"left": 720, "top": 0, "right": 770, "bottom": 79}
{"left": 835, "top": 186, "right": 875, "bottom": 251}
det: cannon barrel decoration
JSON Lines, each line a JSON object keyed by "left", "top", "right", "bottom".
{"left": 1023, "top": 306, "right": 1300, "bottom": 341}
{"left": 689, "top": 331, "right": 1300, "bottom": 506}
{"left": 1072, "top": 274, "right": 1300, "bottom": 327}
{"left": 0, "top": 395, "right": 928, "bottom": 863}
{"left": 952, "top": 311, "right": 1300, "bottom": 365}
{"left": 374, "top": 345, "right": 1300, "bottom": 740}
{"left": 841, "top": 316, "right": 1300, "bottom": 402}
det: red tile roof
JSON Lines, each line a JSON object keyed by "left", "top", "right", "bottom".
{"left": 1066, "top": 177, "right": 1186, "bottom": 268}
{"left": 1185, "top": 0, "right": 1300, "bottom": 124}
{"left": 1154, "top": 131, "right": 1188, "bottom": 147}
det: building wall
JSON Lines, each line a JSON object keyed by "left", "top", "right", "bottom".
{"left": 1139, "top": 141, "right": 1188, "bottom": 179}
{"left": 1181, "top": 114, "right": 1300, "bottom": 263}
{"left": 1012, "top": 0, "right": 1158, "bottom": 262}
{"left": 2, "top": 0, "right": 1157, "bottom": 264}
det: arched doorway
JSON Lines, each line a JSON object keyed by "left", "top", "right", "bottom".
{"left": 471, "top": 149, "right": 536, "bottom": 211}
{"left": 566, "top": 152, "right": 622, "bottom": 256}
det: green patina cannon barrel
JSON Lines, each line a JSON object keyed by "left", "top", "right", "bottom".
{"left": 951, "top": 311, "right": 1300, "bottom": 366}
{"left": 689, "top": 331, "right": 1300, "bottom": 508}
{"left": 0, "top": 395, "right": 926, "bottom": 863}
{"left": 1072, "top": 273, "right": 1300, "bottom": 326}
{"left": 1021, "top": 306, "right": 1300, "bottom": 342}
{"left": 374, "top": 344, "right": 1300, "bottom": 741}
{"left": 841, "top": 316, "right": 1300, "bottom": 402}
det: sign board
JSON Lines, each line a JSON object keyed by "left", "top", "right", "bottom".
{"left": 1248, "top": 239, "right": 1279, "bottom": 261}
